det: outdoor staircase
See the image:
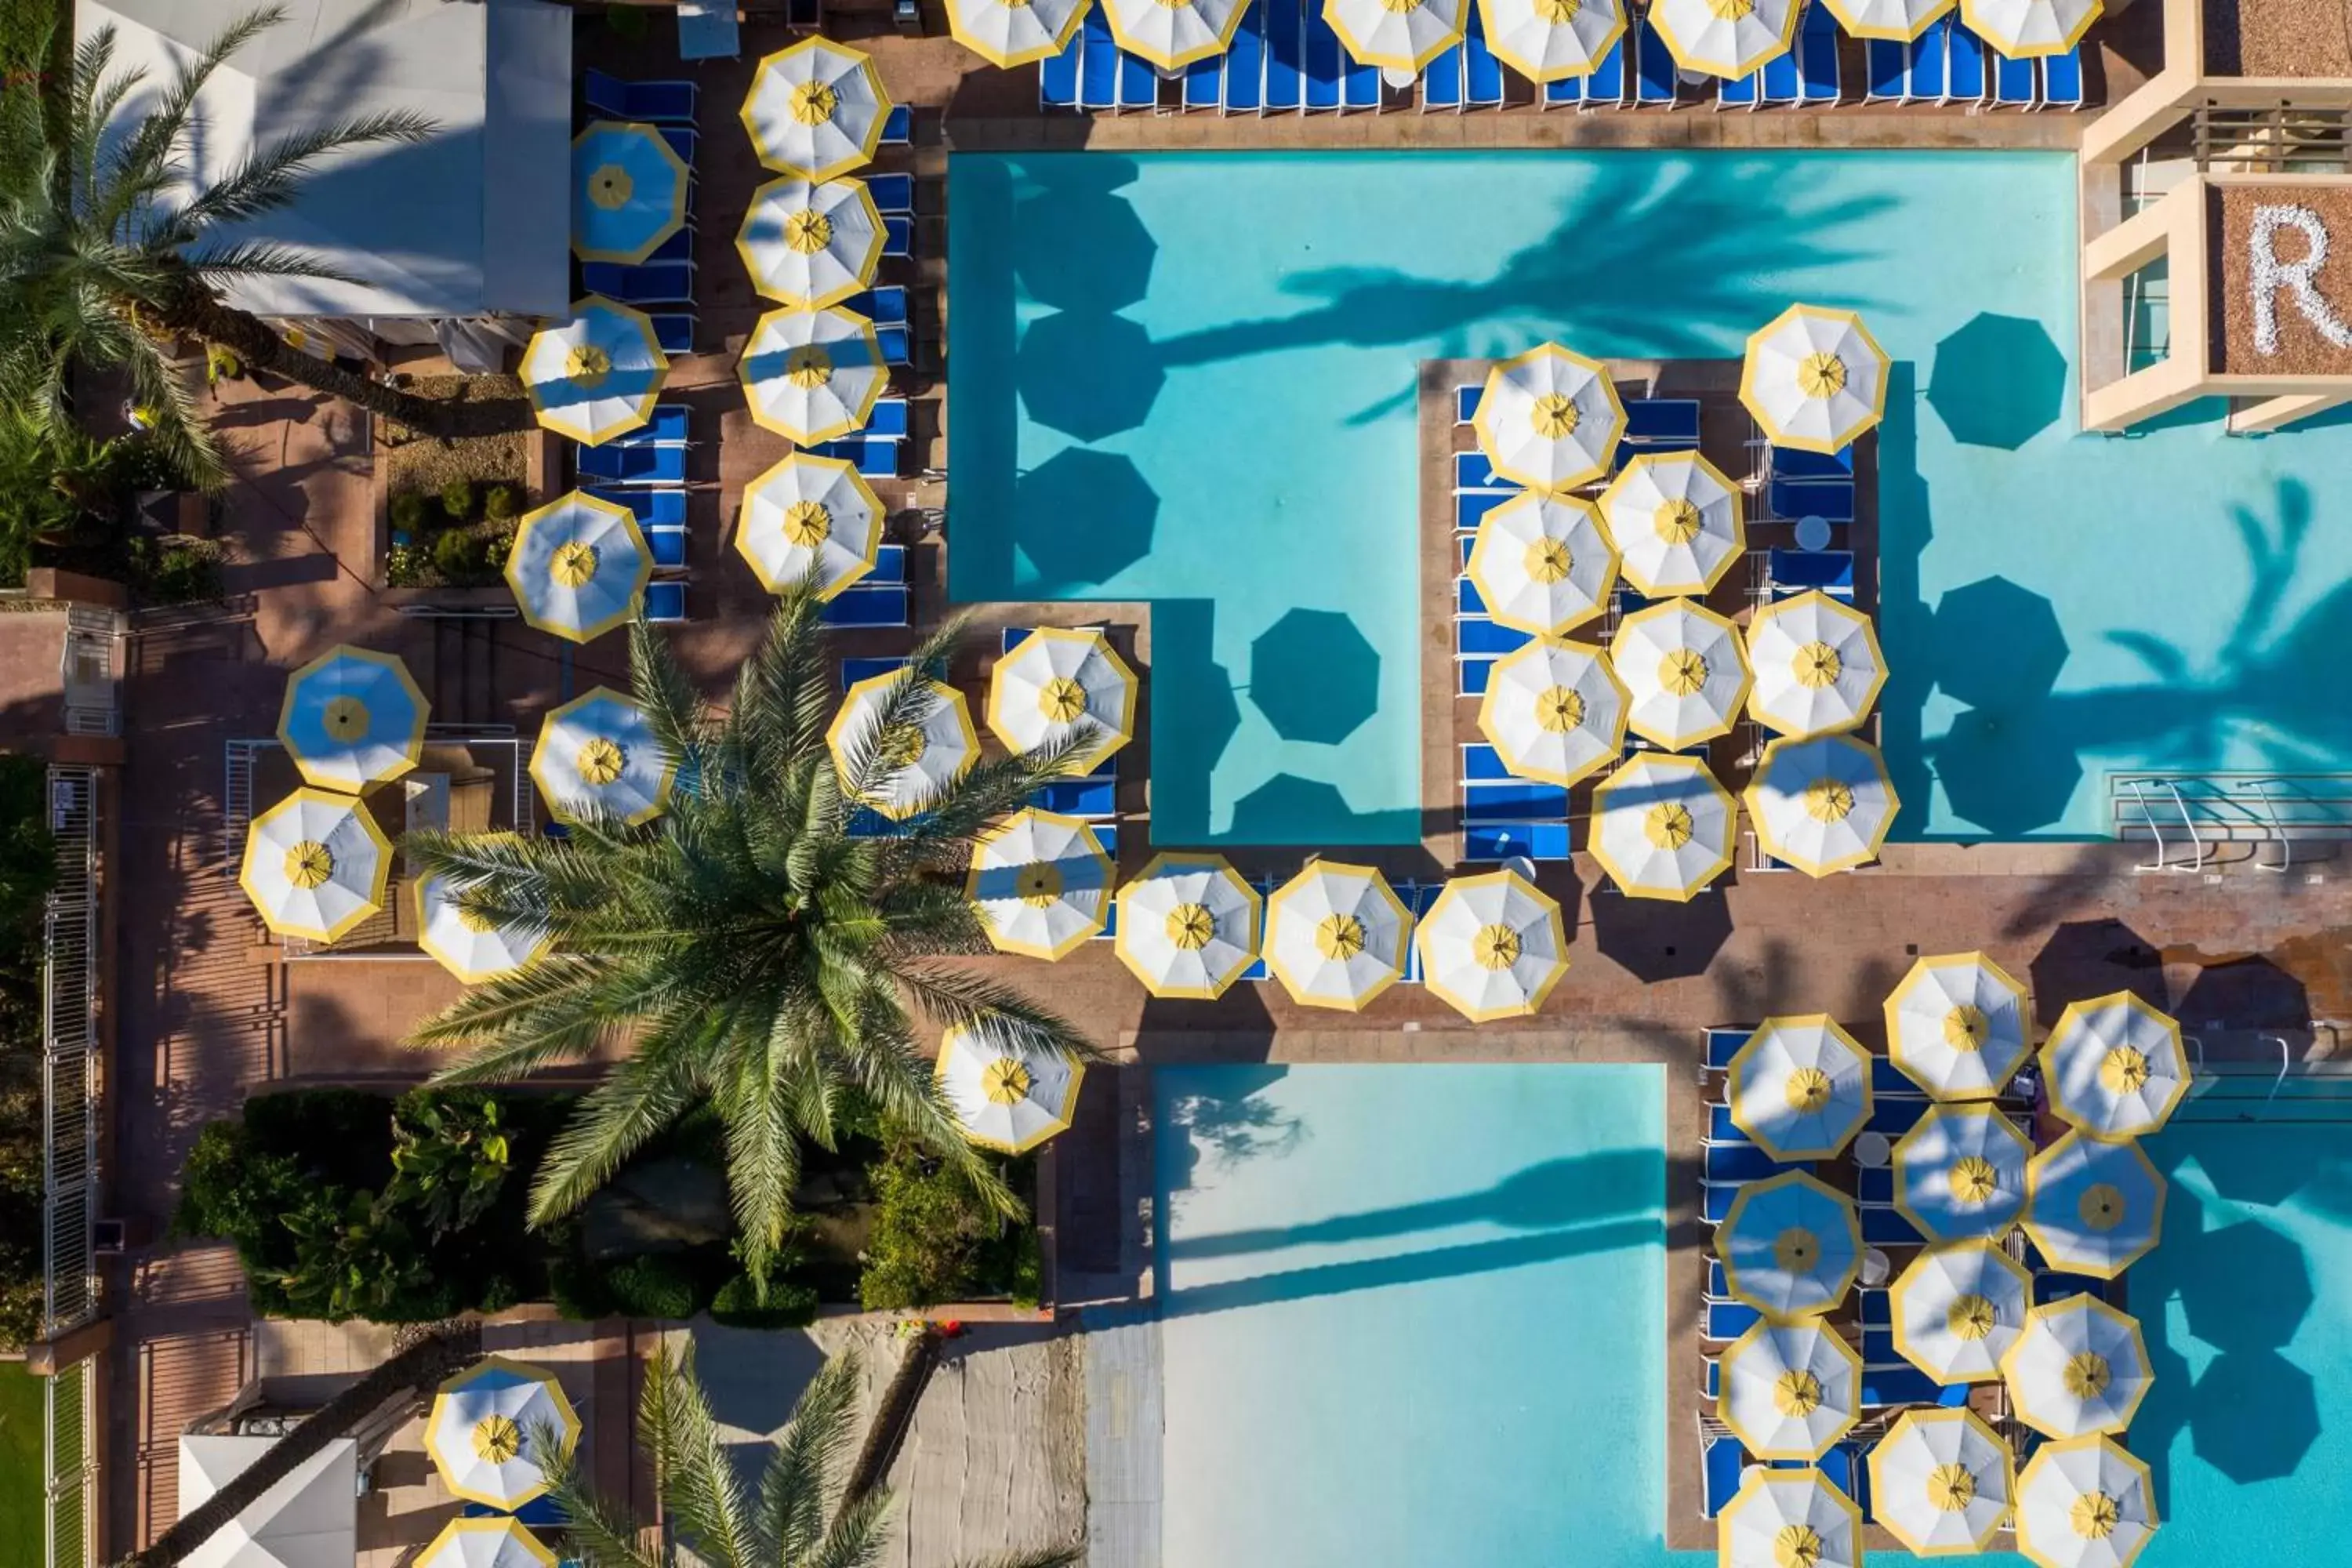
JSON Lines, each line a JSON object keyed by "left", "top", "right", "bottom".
{"left": 2108, "top": 772, "right": 2352, "bottom": 872}
{"left": 401, "top": 603, "right": 511, "bottom": 735}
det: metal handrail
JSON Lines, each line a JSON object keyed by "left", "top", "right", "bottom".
{"left": 2247, "top": 777, "right": 2292, "bottom": 872}
{"left": 2125, "top": 781, "right": 2169, "bottom": 872}
{"left": 2164, "top": 782, "right": 2205, "bottom": 870}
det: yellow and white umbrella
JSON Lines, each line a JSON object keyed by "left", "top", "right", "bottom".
{"left": 826, "top": 673, "right": 978, "bottom": 822}
{"left": 1866, "top": 1408, "right": 2013, "bottom": 1556}
{"left": 1588, "top": 753, "right": 1733, "bottom": 902}
{"left": 2002, "top": 1296, "right": 2153, "bottom": 1439}
{"left": 1719, "top": 1319, "right": 1861, "bottom": 1461}
{"left": 239, "top": 787, "right": 392, "bottom": 944}
{"left": 736, "top": 452, "right": 882, "bottom": 601}
{"left": 1264, "top": 861, "right": 1412, "bottom": 1012}
{"left": 2023, "top": 1132, "right": 2165, "bottom": 1280}
{"left": 986, "top": 626, "right": 1139, "bottom": 770}
{"left": 1478, "top": 637, "right": 1627, "bottom": 788}
{"left": 1820, "top": 0, "right": 1955, "bottom": 40}
{"left": 277, "top": 645, "right": 427, "bottom": 793}
{"left": 415, "top": 865, "right": 553, "bottom": 985}
{"left": 426, "top": 1357, "right": 580, "bottom": 1511}
{"left": 2042, "top": 993, "right": 2189, "bottom": 1142}
{"left": 1740, "top": 305, "right": 1889, "bottom": 456}
{"left": 1727, "top": 1015, "right": 1871, "bottom": 1162}
{"left": 1650, "top": 0, "right": 1798, "bottom": 78}
{"left": 1415, "top": 868, "right": 1568, "bottom": 1023}
{"left": 1609, "top": 599, "right": 1751, "bottom": 753}
{"left": 1718, "top": 1468, "right": 1862, "bottom": 1568}
{"left": 1744, "top": 734, "right": 1899, "bottom": 878}
{"left": 506, "top": 491, "right": 650, "bottom": 644}
{"left": 2014, "top": 1436, "right": 2158, "bottom": 1568}
{"left": 1113, "top": 851, "right": 1261, "bottom": 1000}
{"left": 1474, "top": 343, "right": 1626, "bottom": 494}
{"left": 521, "top": 297, "right": 668, "bottom": 447}
{"left": 1744, "top": 592, "right": 1886, "bottom": 739}
{"left": 949, "top": 0, "right": 1091, "bottom": 68}
{"left": 1102, "top": 0, "right": 1247, "bottom": 70}
{"left": 1599, "top": 450, "right": 1744, "bottom": 598}
{"left": 571, "top": 120, "right": 690, "bottom": 266}
{"left": 739, "top": 305, "right": 887, "bottom": 446}
{"left": 1884, "top": 952, "right": 2031, "bottom": 1101}
{"left": 1326, "top": 0, "right": 1465, "bottom": 73}
{"left": 1960, "top": 0, "right": 2100, "bottom": 59}
{"left": 738, "top": 175, "right": 884, "bottom": 310}
{"left": 1892, "top": 1103, "right": 2031, "bottom": 1245}
{"left": 1468, "top": 492, "right": 1618, "bottom": 637}
{"left": 742, "top": 38, "right": 891, "bottom": 181}
{"left": 532, "top": 687, "right": 675, "bottom": 827}
{"left": 1475, "top": 0, "right": 1628, "bottom": 82}
{"left": 1889, "top": 1241, "right": 2031, "bottom": 1385}
{"left": 1716, "top": 1172, "right": 1860, "bottom": 1322}
{"left": 417, "top": 1517, "right": 557, "bottom": 1568}
{"left": 937, "top": 1022, "right": 1083, "bottom": 1153}
{"left": 966, "top": 808, "right": 1113, "bottom": 960}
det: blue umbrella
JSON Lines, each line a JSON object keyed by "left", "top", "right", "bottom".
{"left": 572, "top": 121, "right": 690, "bottom": 265}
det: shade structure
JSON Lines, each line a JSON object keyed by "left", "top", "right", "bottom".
{"left": 1717, "top": 1467, "right": 1862, "bottom": 1568}
{"left": 1650, "top": 0, "right": 1798, "bottom": 78}
{"left": 426, "top": 1357, "right": 581, "bottom": 1511}
{"left": 1588, "top": 753, "right": 1734, "bottom": 902}
{"left": 1820, "top": 0, "right": 1956, "bottom": 40}
{"left": 2042, "top": 993, "right": 2189, "bottom": 1141}
{"left": 1867, "top": 1408, "right": 2013, "bottom": 1556}
{"left": 1728, "top": 1015, "right": 1871, "bottom": 1162}
{"left": 739, "top": 305, "right": 887, "bottom": 446}
{"left": 505, "top": 491, "right": 651, "bottom": 644}
{"left": 1716, "top": 1171, "right": 1860, "bottom": 1322}
{"left": 986, "top": 626, "right": 1139, "bottom": 770}
{"left": 1609, "top": 598, "right": 1751, "bottom": 752}
{"left": 1889, "top": 1241, "right": 2031, "bottom": 1385}
{"left": 1478, "top": 637, "right": 1627, "bottom": 788}
{"left": 178, "top": 1433, "right": 358, "bottom": 1568}
{"left": 1719, "top": 1319, "right": 1861, "bottom": 1461}
{"left": 2013, "top": 1436, "right": 2158, "bottom": 1568}
{"left": 239, "top": 788, "right": 391, "bottom": 944}
{"left": 1326, "top": 0, "right": 1465, "bottom": 72}
{"left": 1475, "top": 343, "right": 1626, "bottom": 493}
{"left": 531, "top": 687, "right": 675, "bottom": 827}
{"left": 1415, "top": 868, "right": 1568, "bottom": 1023}
{"left": 736, "top": 452, "right": 882, "bottom": 600}
{"left": 1599, "top": 450, "right": 1744, "bottom": 597}
{"left": 742, "top": 38, "right": 891, "bottom": 180}
{"left": 2002, "top": 1296, "right": 2153, "bottom": 1439}
{"left": 1740, "top": 304, "right": 1889, "bottom": 456}
{"left": 1744, "top": 734, "right": 1899, "bottom": 878}
{"left": 416, "top": 1517, "right": 559, "bottom": 1568}
{"left": 415, "top": 866, "right": 552, "bottom": 984}
{"left": 521, "top": 297, "right": 668, "bottom": 446}
{"left": 1884, "top": 952, "right": 2031, "bottom": 1100}
{"left": 937, "top": 1022, "right": 1083, "bottom": 1153}
{"left": 948, "top": 0, "right": 1091, "bottom": 67}
{"left": 826, "top": 673, "right": 978, "bottom": 822}
{"left": 1102, "top": 0, "right": 1248, "bottom": 70}
{"left": 2024, "top": 1132, "right": 2165, "bottom": 1280}
{"left": 1892, "top": 1103, "right": 2031, "bottom": 1245}
{"left": 739, "top": 176, "right": 884, "bottom": 310}
{"left": 1113, "top": 851, "right": 1261, "bottom": 1000}
{"left": 1264, "top": 861, "right": 1412, "bottom": 1011}
{"left": 1744, "top": 591, "right": 1886, "bottom": 739}
{"left": 1960, "top": 0, "right": 2100, "bottom": 58}
{"left": 1468, "top": 492, "right": 1619, "bottom": 637}
{"left": 571, "top": 120, "right": 689, "bottom": 265}
{"left": 277, "top": 645, "right": 426, "bottom": 793}
{"left": 1475, "top": 0, "right": 1628, "bottom": 82}
{"left": 966, "top": 808, "right": 1113, "bottom": 960}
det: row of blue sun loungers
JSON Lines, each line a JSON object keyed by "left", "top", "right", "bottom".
{"left": 1867, "top": 15, "right": 2083, "bottom": 111}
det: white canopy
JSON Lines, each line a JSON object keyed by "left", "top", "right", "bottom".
{"left": 178, "top": 1434, "right": 358, "bottom": 1568}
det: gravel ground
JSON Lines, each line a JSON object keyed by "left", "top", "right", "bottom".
{"left": 383, "top": 375, "right": 528, "bottom": 499}
{"left": 2205, "top": 0, "right": 2352, "bottom": 78}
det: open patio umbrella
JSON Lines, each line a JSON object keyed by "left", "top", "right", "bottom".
{"left": 967, "top": 808, "right": 1113, "bottom": 960}
{"left": 1744, "top": 591, "right": 1886, "bottom": 739}
{"left": 416, "top": 1517, "right": 558, "bottom": 1568}
{"left": 1478, "top": 637, "right": 1627, "bottom": 787}
{"left": 239, "top": 788, "right": 390, "bottom": 944}
{"left": 1609, "top": 599, "right": 1751, "bottom": 752}
{"left": 1650, "top": 0, "right": 1798, "bottom": 78}
{"left": 1475, "top": 343, "right": 1626, "bottom": 494}
{"left": 415, "top": 862, "right": 553, "bottom": 985}
{"left": 742, "top": 38, "right": 891, "bottom": 181}
{"left": 1716, "top": 1171, "right": 1860, "bottom": 1321}
{"left": 1264, "top": 861, "right": 1412, "bottom": 1011}
{"left": 987, "top": 626, "right": 1139, "bottom": 769}
{"left": 948, "top": 0, "right": 1092, "bottom": 68}
{"left": 1718, "top": 1467, "right": 1862, "bottom": 1568}
{"left": 531, "top": 687, "right": 675, "bottom": 827}
{"left": 2013, "top": 1436, "right": 2158, "bottom": 1568}
{"left": 1103, "top": 0, "right": 1248, "bottom": 70}
{"left": 1719, "top": 1319, "right": 1861, "bottom": 1461}
{"left": 1892, "top": 1103, "right": 2031, "bottom": 1244}
{"left": 1475, "top": 0, "right": 1628, "bottom": 82}
{"left": 521, "top": 297, "right": 668, "bottom": 447}
{"left": 2002, "top": 1296, "right": 2153, "bottom": 1439}
{"left": 1326, "top": 0, "right": 1465, "bottom": 72}
{"left": 1728, "top": 1015, "right": 1871, "bottom": 1161}
{"left": 2023, "top": 1132, "right": 2165, "bottom": 1280}
{"left": 937, "top": 1022, "right": 1083, "bottom": 1153}
{"left": 1468, "top": 492, "right": 1619, "bottom": 637}
{"left": 1740, "top": 305, "right": 1889, "bottom": 456}
{"left": 1820, "top": 0, "right": 1955, "bottom": 40}
{"left": 827, "top": 673, "right": 978, "bottom": 822}
{"left": 2042, "top": 992, "right": 2189, "bottom": 1142}
{"left": 739, "top": 176, "right": 884, "bottom": 310}
{"left": 1114, "top": 851, "right": 1261, "bottom": 1000}
{"left": 1588, "top": 753, "right": 1733, "bottom": 902}
{"left": 505, "top": 491, "right": 650, "bottom": 644}
{"left": 739, "top": 305, "right": 887, "bottom": 446}
{"left": 1744, "top": 733, "right": 1899, "bottom": 878}
{"left": 1866, "top": 1408, "right": 2013, "bottom": 1556}
{"left": 1884, "top": 951, "right": 2031, "bottom": 1100}
{"left": 1599, "top": 450, "right": 1744, "bottom": 597}
{"left": 736, "top": 452, "right": 882, "bottom": 601}
{"left": 572, "top": 120, "right": 690, "bottom": 265}
{"left": 1960, "top": 0, "right": 2100, "bottom": 59}
{"left": 1889, "top": 1240, "right": 2031, "bottom": 1385}
{"left": 426, "top": 1357, "right": 580, "bottom": 1511}
{"left": 1415, "top": 867, "right": 1568, "bottom": 1023}
{"left": 277, "top": 645, "right": 426, "bottom": 793}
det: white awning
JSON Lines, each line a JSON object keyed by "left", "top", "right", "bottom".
{"left": 177, "top": 1434, "right": 358, "bottom": 1568}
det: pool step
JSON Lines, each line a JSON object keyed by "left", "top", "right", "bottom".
{"left": 2109, "top": 772, "right": 2352, "bottom": 869}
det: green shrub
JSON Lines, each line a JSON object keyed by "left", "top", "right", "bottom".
{"left": 389, "top": 491, "right": 430, "bottom": 533}
{"left": 438, "top": 478, "right": 474, "bottom": 521}
{"left": 432, "top": 527, "right": 488, "bottom": 581}
{"left": 859, "top": 1140, "right": 996, "bottom": 1312}
{"left": 272, "top": 1190, "right": 434, "bottom": 1325}
{"left": 601, "top": 1253, "right": 713, "bottom": 1320}
{"left": 131, "top": 539, "right": 221, "bottom": 604}
{"left": 172, "top": 1120, "right": 307, "bottom": 1249}
{"left": 385, "top": 543, "right": 430, "bottom": 586}
{"left": 484, "top": 530, "right": 514, "bottom": 571}
{"left": 547, "top": 1250, "right": 614, "bottom": 1322}
{"left": 386, "top": 1089, "right": 511, "bottom": 1238}
{"left": 482, "top": 483, "right": 521, "bottom": 523}
{"left": 710, "top": 1274, "right": 820, "bottom": 1329}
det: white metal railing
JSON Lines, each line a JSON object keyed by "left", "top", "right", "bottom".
{"left": 2111, "top": 772, "right": 2352, "bottom": 868}
{"left": 41, "top": 767, "right": 100, "bottom": 1338}
{"left": 57, "top": 608, "right": 122, "bottom": 740}
{"left": 44, "top": 1357, "right": 92, "bottom": 1568}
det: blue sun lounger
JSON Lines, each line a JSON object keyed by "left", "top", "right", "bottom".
{"left": 575, "top": 441, "right": 684, "bottom": 485}
{"left": 1861, "top": 1203, "right": 1924, "bottom": 1247}
{"left": 880, "top": 106, "right": 913, "bottom": 145}
{"left": 1455, "top": 491, "right": 1512, "bottom": 531}
{"left": 1265, "top": 0, "right": 1305, "bottom": 113}
{"left": 1700, "top": 1298, "right": 1761, "bottom": 1343}
{"left": 1704, "top": 1025, "right": 1750, "bottom": 1073}
{"left": 1947, "top": 22, "right": 1988, "bottom": 106}
{"left": 821, "top": 584, "right": 909, "bottom": 629}
{"left": 810, "top": 437, "right": 898, "bottom": 479}
{"left": 1454, "top": 452, "right": 1518, "bottom": 492}
{"left": 844, "top": 286, "right": 909, "bottom": 328}
{"left": 1635, "top": 18, "right": 1677, "bottom": 105}
{"left": 1704, "top": 1142, "right": 1794, "bottom": 1183}
{"left": 1305, "top": 1, "right": 1343, "bottom": 111}
{"left": 1704, "top": 1102, "right": 1746, "bottom": 1145}
{"left": 643, "top": 579, "right": 688, "bottom": 623}
{"left": 1455, "top": 384, "right": 1484, "bottom": 423}
{"left": 1544, "top": 32, "right": 1626, "bottom": 108}
{"left": 1993, "top": 44, "right": 2038, "bottom": 108}
{"left": 1224, "top": 2, "right": 1267, "bottom": 113}
{"left": 840, "top": 655, "right": 909, "bottom": 690}
{"left": 1909, "top": 15, "right": 1951, "bottom": 103}
{"left": 2042, "top": 45, "right": 2084, "bottom": 109}
{"left": 1465, "top": 7, "right": 1505, "bottom": 108}
{"left": 1454, "top": 617, "right": 1530, "bottom": 659}
{"left": 582, "top": 260, "right": 695, "bottom": 306}
{"left": 648, "top": 313, "right": 694, "bottom": 357}
{"left": 1797, "top": 3, "right": 1840, "bottom": 103}
{"left": 607, "top": 404, "right": 689, "bottom": 448}
{"left": 865, "top": 173, "right": 914, "bottom": 215}
{"left": 1185, "top": 45, "right": 1225, "bottom": 110}
{"left": 1766, "top": 549, "right": 1856, "bottom": 601}
{"left": 586, "top": 486, "right": 685, "bottom": 529}
{"left": 1700, "top": 1426, "right": 1747, "bottom": 1519}
{"left": 1866, "top": 38, "right": 1907, "bottom": 103}
{"left": 1041, "top": 30, "right": 1080, "bottom": 109}
{"left": 584, "top": 68, "right": 696, "bottom": 125}
{"left": 1766, "top": 476, "right": 1856, "bottom": 524}
{"left": 1624, "top": 398, "right": 1701, "bottom": 449}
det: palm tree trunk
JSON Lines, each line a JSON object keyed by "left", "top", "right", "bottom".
{"left": 841, "top": 1325, "right": 943, "bottom": 1511}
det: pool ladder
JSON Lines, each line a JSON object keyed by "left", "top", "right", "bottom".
{"left": 2111, "top": 773, "right": 2352, "bottom": 873}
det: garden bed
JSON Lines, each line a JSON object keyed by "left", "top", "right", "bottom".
{"left": 381, "top": 376, "right": 530, "bottom": 589}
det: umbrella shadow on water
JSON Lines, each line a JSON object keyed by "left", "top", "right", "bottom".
{"left": 1925, "top": 313, "right": 2070, "bottom": 451}
{"left": 1243, "top": 608, "right": 1380, "bottom": 746}
{"left": 1007, "top": 448, "right": 1161, "bottom": 593}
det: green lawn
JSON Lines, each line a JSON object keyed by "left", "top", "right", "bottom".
{"left": 0, "top": 1361, "right": 45, "bottom": 1568}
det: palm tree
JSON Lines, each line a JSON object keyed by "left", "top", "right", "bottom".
{"left": 402, "top": 593, "right": 1098, "bottom": 1288}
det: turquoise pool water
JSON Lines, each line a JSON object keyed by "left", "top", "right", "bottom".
{"left": 946, "top": 151, "right": 2352, "bottom": 842}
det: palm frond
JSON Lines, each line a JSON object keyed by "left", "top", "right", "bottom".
{"left": 535, "top": 1417, "right": 662, "bottom": 1568}
{"left": 760, "top": 1351, "right": 864, "bottom": 1562}
{"left": 640, "top": 1340, "right": 757, "bottom": 1568}
{"left": 525, "top": 1032, "right": 706, "bottom": 1224}
{"left": 172, "top": 110, "right": 436, "bottom": 234}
